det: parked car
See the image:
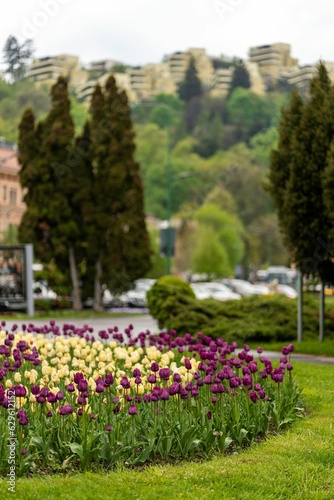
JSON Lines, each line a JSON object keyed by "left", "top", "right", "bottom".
{"left": 275, "top": 284, "right": 298, "bottom": 299}
{"left": 125, "top": 279, "right": 155, "bottom": 308}
{"left": 103, "top": 279, "right": 155, "bottom": 309}
{"left": 200, "top": 282, "right": 241, "bottom": 301}
{"left": 190, "top": 283, "right": 212, "bottom": 300}
{"left": 222, "top": 279, "right": 270, "bottom": 297}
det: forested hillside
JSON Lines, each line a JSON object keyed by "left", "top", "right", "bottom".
{"left": 0, "top": 76, "right": 291, "bottom": 277}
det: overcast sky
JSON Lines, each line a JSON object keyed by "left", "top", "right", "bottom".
{"left": 1, "top": 0, "right": 333, "bottom": 69}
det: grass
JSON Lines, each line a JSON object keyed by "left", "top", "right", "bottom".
{"left": 249, "top": 340, "right": 334, "bottom": 357}
{"left": 1, "top": 362, "right": 333, "bottom": 499}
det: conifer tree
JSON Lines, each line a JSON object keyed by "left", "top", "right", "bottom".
{"left": 268, "top": 63, "right": 334, "bottom": 283}
{"left": 88, "top": 76, "right": 152, "bottom": 310}
{"left": 229, "top": 61, "right": 251, "bottom": 93}
{"left": 178, "top": 56, "right": 203, "bottom": 102}
{"left": 18, "top": 77, "right": 83, "bottom": 309}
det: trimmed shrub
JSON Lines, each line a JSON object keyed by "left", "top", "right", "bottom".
{"left": 146, "top": 276, "right": 195, "bottom": 329}
{"left": 148, "top": 289, "right": 334, "bottom": 343}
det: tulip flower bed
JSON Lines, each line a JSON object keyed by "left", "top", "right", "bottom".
{"left": 0, "top": 321, "right": 303, "bottom": 477}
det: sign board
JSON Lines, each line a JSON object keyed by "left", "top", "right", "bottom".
{"left": 0, "top": 244, "right": 34, "bottom": 315}
{"left": 160, "top": 228, "right": 175, "bottom": 258}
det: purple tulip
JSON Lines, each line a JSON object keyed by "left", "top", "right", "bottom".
{"left": 47, "top": 392, "right": 57, "bottom": 404}
{"left": 147, "top": 373, "right": 156, "bottom": 384}
{"left": 128, "top": 404, "right": 138, "bottom": 415}
{"left": 249, "top": 392, "right": 258, "bottom": 403}
{"left": 191, "top": 385, "right": 199, "bottom": 397}
{"left": 133, "top": 368, "right": 141, "bottom": 377}
{"left": 120, "top": 377, "right": 130, "bottom": 390}
{"left": 14, "top": 385, "right": 27, "bottom": 398}
{"left": 168, "top": 383, "right": 180, "bottom": 396}
{"left": 39, "top": 387, "right": 48, "bottom": 398}
{"left": 56, "top": 391, "right": 64, "bottom": 401}
{"left": 105, "top": 373, "right": 114, "bottom": 386}
{"left": 229, "top": 377, "right": 241, "bottom": 389}
{"left": 184, "top": 358, "right": 192, "bottom": 370}
{"left": 77, "top": 379, "right": 88, "bottom": 392}
{"left": 35, "top": 395, "right": 46, "bottom": 404}
{"left": 66, "top": 383, "right": 75, "bottom": 393}
{"left": 106, "top": 424, "right": 112, "bottom": 432}
{"left": 248, "top": 361, "right": 258, "bottom": 373}
{"left": 113, "top": 404, "right": 120, "bottom": 414}
{"left": 74, "top": 372, "right": 84, "bottom": 384}
{"left": 151, "top": 362, "right": 159, "bottom": 372}
{"left": 242, "top": 375, "right": 252, "bottom": 388}
{"left": 59, "top": 404, "right": 73, "bottom": 415}
{"left": 159, "top": 368, "right": 171, "bottom": 380}
{"left": 160, "top": 389, "right": 169, "bottom": 401}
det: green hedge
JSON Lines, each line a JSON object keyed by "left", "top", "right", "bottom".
{"left": 147, "top": 280, "right": 334, "bottom": 343}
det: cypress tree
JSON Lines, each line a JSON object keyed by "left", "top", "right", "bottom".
{"left": 18, "top": 77, "right": 84, "bottom": 309}
{"left": 267, "top": 89, "right": 304, "bottom": 241}
{"left": 229, "top": 61, "right": 251, "bottom": 93}
{"left": 178, "top": 56, "right": 203, "bottom": 102}
{"left": 89, "top": 76, "right": 152, "bottom": 310}
{"left": 268, "top": 62, "right": 334, "bottom": 283}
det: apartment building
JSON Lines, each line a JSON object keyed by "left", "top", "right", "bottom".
{"left": 28, "top": 54, "right": 88, "bottom": 87}
{"left": 76, "top": 71, "right": 136, "bottom": 103}
{"left": 0, "top": 141, "right": 26, "bottom": 238}
{"left": 166, "top": 48, "right": 214, "bottom": 88}
{"left": 211, "top": 67, "right": 233, "bottom": 96}
{"left": 284, "top": 61, "right": 334, "bottom": 96}
{"left": 248, "top": 43, "right": 299, "bottom": 81}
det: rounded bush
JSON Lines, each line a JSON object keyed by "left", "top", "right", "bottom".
{"left": 146, "top": 276, "right": 196, "bottom": 329}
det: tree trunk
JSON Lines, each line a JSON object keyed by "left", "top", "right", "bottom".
{"left": 93, "top": 253, "right": 104, "bottom": 312}
{"left": 69, "top": 246, "right": 82, "bottom": 311}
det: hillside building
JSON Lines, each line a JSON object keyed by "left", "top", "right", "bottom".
{"left": 248, "top": 43, "right": 299, "bottom": 82}
{"left": 28, "top": 54, "right": 88, "bottom": 87}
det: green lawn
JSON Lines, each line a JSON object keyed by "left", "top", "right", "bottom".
{"left": 1, "top": 362, "right": 333, "bottom": 500}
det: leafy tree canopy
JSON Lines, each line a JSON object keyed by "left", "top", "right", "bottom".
{"left": 3, "top": 35, "right": 34, "bottom": 82}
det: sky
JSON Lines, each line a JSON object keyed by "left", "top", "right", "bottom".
{"left": 0, "top": 0, "right": 333, "bottom": 70}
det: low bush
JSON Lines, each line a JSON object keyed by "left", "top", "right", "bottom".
{"left": 146, "top": 276, "right": 195, "bottom": 329}
{"left": 35, "top": 297, "right": 72, "bottom": 312}
{"left": 148, "top": 287, "right": 334, "bottom": 343}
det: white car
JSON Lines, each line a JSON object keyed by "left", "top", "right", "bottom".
{"left": 190, "top": 283, "right": 212, "bottom": 300}
{"left": 200, "top": 282, "right": 241, "bottom": 301}
{"left": 103, "top": 279, "right": 155, "bottom": 308}
{"left": 276, "top": 284, "right": 298, "bottom": 299}
{"left": 225, "top": 279, "right": 270, "bottom": 297}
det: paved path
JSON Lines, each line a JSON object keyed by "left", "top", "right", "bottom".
{"left": 2, "top": 314, "right": 334, "bottom": 365}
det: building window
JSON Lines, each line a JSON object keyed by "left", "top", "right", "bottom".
{"left": 9, "top": 189, "right": 17, "bottom": 205}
